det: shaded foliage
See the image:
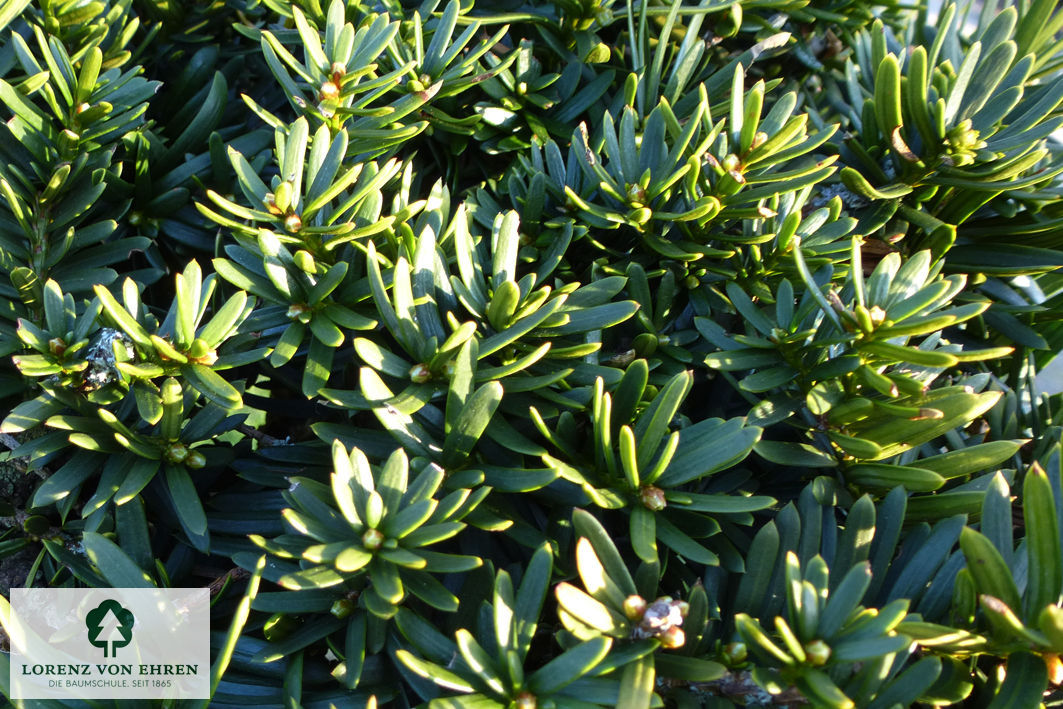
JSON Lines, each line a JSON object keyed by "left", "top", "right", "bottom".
{"left": 2, "top": 0, "right": 1063, "bottom": 707}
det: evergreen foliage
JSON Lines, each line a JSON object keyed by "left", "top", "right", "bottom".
{"left": 1, "top": 0, "right": 1063, "bottom": 706}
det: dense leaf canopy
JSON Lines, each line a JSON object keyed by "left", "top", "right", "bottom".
{"left": 1, "top": 0, "right": 1063, "bottom": 706}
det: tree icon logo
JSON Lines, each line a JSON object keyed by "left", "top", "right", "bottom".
{"left": 85, "top": 599, "right": 134, "bottom": 658}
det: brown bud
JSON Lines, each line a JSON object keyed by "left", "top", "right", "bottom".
{"left": 1046, "top": 653, "right": 1063, "bottom": 686}
{"left": 165, "top": 442, "right": 189, "bottom": 464}
{"left": 659, "top": 625, "right": 685, "bottom": 648}
{"left": 284, "top": 213, "right": 302, "bottom": 233}
{"left": 319, "top": 81, "right": 340, "bottom": 101}
{"left": 623, "top": 594, "right": 647, "bottom": 621}
{"left": 362, "top": 528, "right": 385, "bottom": 550}
{"left": 639, "top": 486, "right": 667, "bottom": 511}
{"left": 264, "top": 193, "right": 283, "bottom": 216}
{"left": 626, "top": 183, "right": 646, "bottom": 205}
{"left": 286, "top": 303, "right": 311, "bottom": 320}
{"left": 805, "top": 639, "right": 831, "bottom": 665}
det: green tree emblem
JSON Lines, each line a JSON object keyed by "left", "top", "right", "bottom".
{"left": 85, "top": 599, "right": 134, "bottom": 658}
